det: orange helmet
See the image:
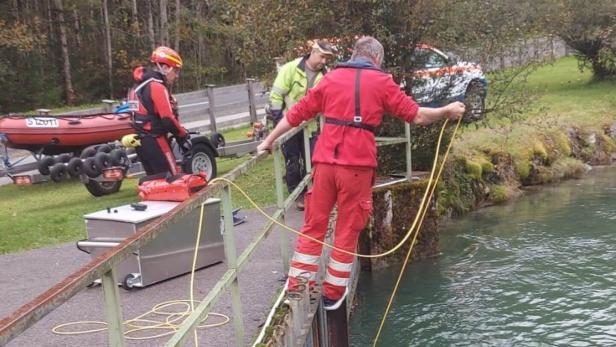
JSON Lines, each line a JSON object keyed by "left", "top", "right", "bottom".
{"left": 151, "top": 46, "right": 183, "bottom": 69}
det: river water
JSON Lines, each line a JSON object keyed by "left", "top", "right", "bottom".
{"left": 350, "top": 167, "right": 616, "bottom": 346}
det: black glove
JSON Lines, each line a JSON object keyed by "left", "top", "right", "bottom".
{"left": 271, "top": 109, "right": 283, "bottom": 125}
{"left": 176, "top": 134, "right": 192, "bottom": 152}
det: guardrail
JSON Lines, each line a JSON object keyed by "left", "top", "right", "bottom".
{"left": 60, "top": 80, "right": 269, "bottom": 126}
{"left": 0, "top": 79, "right": 268, "bottom": 177}
{"left": 0, "top": 117, "right": 413, "bottom": 346}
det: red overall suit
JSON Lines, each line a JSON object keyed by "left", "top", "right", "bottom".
{"left": 128, "top": 66, "right": 187, "bottom": 176}
{"left": 285, "top": 59, "right": 419, "bottom": 300}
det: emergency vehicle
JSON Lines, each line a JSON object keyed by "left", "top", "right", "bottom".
{"left": 401, "top": 44, "right": 487, "bottom": 121}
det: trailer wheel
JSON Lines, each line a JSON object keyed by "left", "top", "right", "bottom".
{"left": 96, "top": 144, "right": 112, "bottom": 153}
{"left": 38, "top": 156, "right": 56, "bottom": 175}
{"left": 83, "top": 157, "right": 101, "bottom": 178}
{"left": 182, "top": 143, "right": 217, "bottom": 180}
{"left": 80, "top": 145, "right": 98, "bottom": 159}
{"left": 49, "top": 163, "right": 68, "bottom": 182}
{"left": 121, "top": 273, "right": 139, "bottom": 290}
{"left": 56, "top": 154, "right": 71, "bottom": 163}
{"left": 67, "top": 158, "right": 84, "bottom": 177}
{"left": 109, "top": 149, "right": 129, "bottom": 166}
{"left": 94, "top": 152, "right": 112, "bottom": 170}
{"left": 84, "top": 180, "right": 122, "bottom": 197}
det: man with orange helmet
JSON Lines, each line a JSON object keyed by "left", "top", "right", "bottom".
{"left": 128, "top": 46, "right": 188, "bottom": 176}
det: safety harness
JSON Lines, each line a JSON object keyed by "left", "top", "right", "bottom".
{"left": 130, "top": 77, "right": 168, "bottom": 136}
{"left": 324, "top": 69, "right": 377, "bottom": 134}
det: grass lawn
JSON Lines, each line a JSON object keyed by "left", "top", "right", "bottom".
{"left": 0, "top": 124, "right": 263, "bottom": 254}
{"left": 453, "top": 56, "right": 616, "bottom": 166}
{"left": 0, "top": 179, "right": 139, "bottom": 254}
{"left": 3, "top": 56, "right": 614, "bottom": 254}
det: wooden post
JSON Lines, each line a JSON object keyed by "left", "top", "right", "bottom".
{"left": 102, "top": 99, "right": 115, "bottom": 113}
{"left": 206, "top": 84, "right": 217, "bottom": 133}
{"left": 101, "top": 268, "right": 125, "bottom": 347}
{"left": 274, "top": 147, "right": 290, "bottom": 273}
{"left": 246, "top": 78, "right": 257, "bottom": 124}
{"left": 222, "top": 186, "right": 245, "bottom": 346}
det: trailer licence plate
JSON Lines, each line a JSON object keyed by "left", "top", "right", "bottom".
{"left": 26, "top": 117, "right": 59, "bottom": 128}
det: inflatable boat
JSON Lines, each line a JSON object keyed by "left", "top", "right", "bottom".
{"left": 0, "top": 113, "right": 134, "bottom": 155}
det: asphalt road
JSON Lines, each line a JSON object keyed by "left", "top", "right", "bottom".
{"left": 1, "top": 207, "right": 303, "bottom": 347}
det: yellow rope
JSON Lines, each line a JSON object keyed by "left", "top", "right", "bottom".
{"left": 207, "top": 117, "right": 451, "bottom": 259}
{"left": 51, "top": 299, "right": 229, "bottom": 339}
{"left": 371, "top": 118, "right": 462, "bottom": 346}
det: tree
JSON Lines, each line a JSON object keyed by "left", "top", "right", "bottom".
{"left": 546, "top": 0, "right": 616, "bottom": 79}
{"left": 102, "top": 0, "right": 113, "bottom": 97}
{"left": 52, "top": 0, "right": 76, "bottom": 105}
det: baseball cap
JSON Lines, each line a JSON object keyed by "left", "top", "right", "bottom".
{"left": 313, "top": 40, "right": 335, "bottom": 56}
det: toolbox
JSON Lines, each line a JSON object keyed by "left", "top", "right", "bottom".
{"left": 77, "top": 199, "right": 224, "bottom": 289}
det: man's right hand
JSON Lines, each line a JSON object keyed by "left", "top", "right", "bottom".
{"left": 445, "top": 101, "right": 466, "bottom": 120}
{"left": 256, "top": 140, "right": 272, "bottom": 155}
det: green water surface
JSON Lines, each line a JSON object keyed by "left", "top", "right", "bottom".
{"left": 350, "top": 167, "right": 616, "bottom": 346}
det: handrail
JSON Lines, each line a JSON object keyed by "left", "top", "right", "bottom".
{"left": 0, "top": 149, "right": 267, "bottom": 345}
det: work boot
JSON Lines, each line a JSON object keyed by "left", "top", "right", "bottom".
{"left": 323, "top": 287, "right": 348, "bottom": 311}
{"left": 295, "top": 195, "right": 305, "bottom": 211}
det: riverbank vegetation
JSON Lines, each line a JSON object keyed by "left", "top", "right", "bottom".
{"left": 440, "top": 56, "right": 616, "bottom": 216}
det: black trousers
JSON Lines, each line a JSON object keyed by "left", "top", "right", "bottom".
{"left": 136, "top": 135, "right": 177, "bottom": 176}
{"left": 282, "top": 131, "right": 306, "bottom": 195}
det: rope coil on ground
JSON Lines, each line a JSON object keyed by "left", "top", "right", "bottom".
{"left": 52, "top": 299, "right": 229, "bottom": 340}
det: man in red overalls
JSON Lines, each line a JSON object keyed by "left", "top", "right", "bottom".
{"left": 128, "top": 46, "right": 188, "bottom": 176}
{"left": 257, "top": 36, "right": 466, "bottom": 310}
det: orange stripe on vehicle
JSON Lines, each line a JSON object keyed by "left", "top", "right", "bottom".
{"left": 413, "top": 66, "right": 482, "bottom": 78}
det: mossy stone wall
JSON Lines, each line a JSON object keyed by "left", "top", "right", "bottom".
{"left": 359, "top": 180, "right": 439, "bottom": 271}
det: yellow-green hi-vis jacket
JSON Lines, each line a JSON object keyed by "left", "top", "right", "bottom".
{"left": 269, "top": 56, "right": 327, "bottom": 115}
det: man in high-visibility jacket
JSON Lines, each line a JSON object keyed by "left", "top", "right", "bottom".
{"left": 257, "top": 36, "right": 466, "bottom": 310}
{"left": 269, "top": 40, "right": 335, "bottom": 210}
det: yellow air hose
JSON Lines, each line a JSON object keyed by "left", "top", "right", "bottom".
{"left": 371, "top": 118, "right": 462, "bottom": 346}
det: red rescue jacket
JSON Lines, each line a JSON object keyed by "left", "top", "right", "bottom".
{"left": 286, "top": 60, "right": 419, "bottom": 168}
{"left": 128, "top": 67, "right": 187, "bottom": 138}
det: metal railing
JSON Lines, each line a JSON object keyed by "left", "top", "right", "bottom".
{"left": 0, "top": 116, "right": 412, "bottom": 346}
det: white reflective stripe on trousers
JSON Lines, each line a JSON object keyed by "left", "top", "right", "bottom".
{"left": 327, "top": 258, "right": 353, "bottom": 273}
{"left": 292, "top": 251, "right": 320, "bottom": 265}
{"left": 324, "top": 270, "right": 349, "bottom": 287}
